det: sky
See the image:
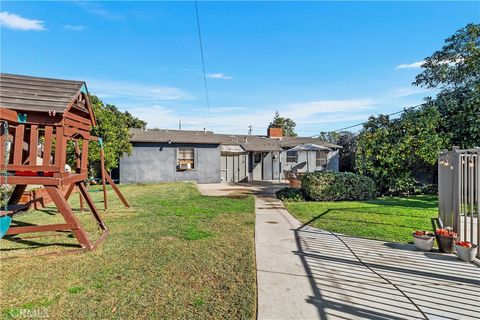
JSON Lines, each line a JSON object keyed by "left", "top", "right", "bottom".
{"left": 1, "top": 1, "right": 478, "bottom": 136}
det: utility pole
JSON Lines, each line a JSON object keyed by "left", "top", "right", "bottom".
{"left": 248, "top": 125, "right": 252, "bottom": 135}
{"left": 179, "top": 120, "right": 182, "bottom": 130}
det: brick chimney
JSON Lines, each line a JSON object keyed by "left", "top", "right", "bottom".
{"left": 267, "top": 126, "right": 283, "bottom": 139}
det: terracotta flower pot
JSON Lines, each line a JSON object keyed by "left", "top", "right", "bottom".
{"left": 412, "top": 232, "right": 435, "bottom": 251}
{"left": 436, "top": 234, "right": 459, "bottom": 254}
{"left": 455, "top": 244, "right": 478, "bottom": 262}
{"left": 289, "top": 178, "right": 301, "bottom": 189}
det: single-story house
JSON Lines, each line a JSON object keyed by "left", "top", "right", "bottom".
{"left": 119, "top": 126, "right": 341, "bottom": 184}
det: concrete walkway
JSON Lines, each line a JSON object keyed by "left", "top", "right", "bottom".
{"left": 197, "top": 182, "right": 480, "bottom": 320}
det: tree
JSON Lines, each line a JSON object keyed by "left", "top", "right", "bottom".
{"left": 270, "top": 111, "right": 297, "bottom": 137}
{"left": 89, "top": 95, "right": 135, "bottom": 172}
{"left": 414, "top": 23, "right": 480, "bottom": 148}
{"left": 67, "top": 95, "right": 146, "bottom": 175}
{"left": 317, "top": 131, "right": 340, "bottom": 144}
{"left": 318, "top": 131, "right": 356, "bottom": 172}
{"left": 124, "top": 111, "right": 147, "bottom": 129}
{"left": 356, "top": 105, "right": 449, "bottom": 194}
{"left": 336, "top": 132, "right": 356, "bottom": 172}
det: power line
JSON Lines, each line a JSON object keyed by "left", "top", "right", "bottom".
{"left": 310, "top": 102, "right": 426, "bottom": 137}
{"left": 194, "top": 0, "right": 211, "bottom": 119}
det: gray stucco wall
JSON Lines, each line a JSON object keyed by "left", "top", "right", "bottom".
{"left": 262, "top": 152, "right": 273, "bottom": 180}
{"left": 221, "top": 153, "right": 248, "bottom": 182}
{"left": 280, "top": 149, "right": 340, "bottom": 177}
{"left": 326, "top": 150, "right": 340, "bottom": 172}
{"left": 120, "top": 142, "right": 340, "bottom": 184}
{"left": 120, "top": 142, "right": 221, "bottom": 184}
{"left": 251, "top": 152, "right": 263, "bottom": 180}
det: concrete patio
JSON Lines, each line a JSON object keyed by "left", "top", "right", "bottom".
{"left": 197, "top": 182, "right": 480, "bottom": 320}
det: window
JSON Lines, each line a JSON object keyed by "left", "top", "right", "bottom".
{"left": 177, "top": 148, "right": 194, "bottom": 171}
{"left": 254, "top": 152, "right": 262, "bottom": 164}
{"left": 316, "top": 150, "right": 327, "bottom": 167}
{"left": 286, "top": 151, "right": 298, "bottom": 163}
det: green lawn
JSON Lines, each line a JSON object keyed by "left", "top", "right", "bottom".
{"left": 284, "top": 195, "right": 438, "bottom": 243}
{"left": 0, "top": 183, "right": 256, "bottom": 319}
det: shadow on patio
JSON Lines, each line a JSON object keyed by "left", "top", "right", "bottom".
{"left": 197, "top": 180, "right": 288, "bottom": 197}
{"left": 294, "top": 219, "right": 480, "bottom": 319}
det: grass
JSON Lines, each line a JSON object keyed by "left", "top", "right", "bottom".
{"left": 0, "top": 183, "right": 256, "bottom": 319}
{"left": 284, "top": 195, "right": 438, "bottom": 243}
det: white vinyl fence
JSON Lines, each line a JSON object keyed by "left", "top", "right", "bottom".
{"left": 438, "top": 147, "right": 480, "bottom": 257}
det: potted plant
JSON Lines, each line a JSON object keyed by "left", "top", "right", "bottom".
{"left": 455, "top": 241, "right": 478, "bottom": 262}
{"left": 412, "top": 230, "right": 435, "bottom": 251}
{"left": 435, "top": 228, "right": 459, "bottom": 254}
{"left": 288, "top": 172, "right": 302, "bottom": 189}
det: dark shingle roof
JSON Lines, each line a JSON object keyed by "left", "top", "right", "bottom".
{"left": 130, "top": 129, "right": 223, "bottom": 144}
{"left": 130, "top": 129, "right": 341, "bottom": 151}
{"left": 0, "top": 73, "right": 84, "bottom": 113}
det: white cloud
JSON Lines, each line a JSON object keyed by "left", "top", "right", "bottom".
{"left": 102, "top": 80, "right": 432, "bottom": 134}
{"left": 0, "top": 12, "right": 45, "bottom": 31}
{"left": 396, "top": 57, "right": 464, "bottom": 70}
{"left": 284, "top": 99, "right": 375, "bottom": 119}
{"left": 122, "top": 98, "right": 376, "bottom": 134}
{"left": 74, "top": 2, "right": 123, "bottom": 20}
{"left": 437, "top": 57, "right": 465, "bottom": 66}
{"left": 387, "top": 87, "right": 432, "bottom": 98}
{"left": 116, "top": 82, "right": 435, "bottom": 134}
{"left": 395, "top": 60, "right": 425, "bottom": 69}
{"left": 87, "top": 79, "right": 193, "bottom": 101}
{"left": 64, "top": 24, "right": 87, "bottom": 31}
{"left": 125, "top": 88, "right": 433, "bottom": 134}
{"left": 125, "top": 105, "right": 178, "bottom": 128}
{"left": 206, "top": 73, "right": 234, "bottom": 80}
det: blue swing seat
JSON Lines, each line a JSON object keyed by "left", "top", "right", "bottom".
{"left": 0, "top": 204, "right": 29, "bottom": 238}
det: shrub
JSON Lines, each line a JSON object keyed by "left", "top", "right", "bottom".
{"left": 417, "top": 184, "right": 438, "bottom": 195}
{"left": 276, "top": 187, "right": 305, "bottom": 202}
{"left": 301, "top": 172, "right": 377, "bottom": 201}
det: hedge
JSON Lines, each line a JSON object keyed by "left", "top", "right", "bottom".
{"left": 275, "top": 187, "right": 305, "bottom": 202}
{"left": 301, "top": 172, "right": 377, "bottom": 201}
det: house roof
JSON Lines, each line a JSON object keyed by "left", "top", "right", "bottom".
{"left": 220, "top": 145, "right": 245, "bottom": 153}
{"left": 130, "top": 128, "right": 223, "bottom": 144}
{"left": 279, "top": 137, "right": 340, "bottom": 149}
{"left": 0, "top": 73, "right": 85, "bottom": 113}
{"left": 130, "top": 128, "right": 341, "bottom": 151}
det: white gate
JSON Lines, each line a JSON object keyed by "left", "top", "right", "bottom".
{"left": 438, "top": 147, "right": 479, "bottom": 257}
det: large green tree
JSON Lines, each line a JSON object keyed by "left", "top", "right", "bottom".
{"left": 270, "top": 111, "right": 297, "bottom": 137}
{"left": 356, "top": 105, "right": 448, "bottom": 194}
{"left": 414, "top": 23, "right": 480, "bottom": 148}
{"left": 355, "top": 23, "right": 478, "bottom": 194}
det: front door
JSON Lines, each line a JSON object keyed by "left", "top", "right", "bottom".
{"left": 251, "top": 152, "right": 264, "bottom": 181}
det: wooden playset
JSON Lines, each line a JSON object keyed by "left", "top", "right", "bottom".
{"left": 0, "top": 73, "right": 128, "bottom": 251}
